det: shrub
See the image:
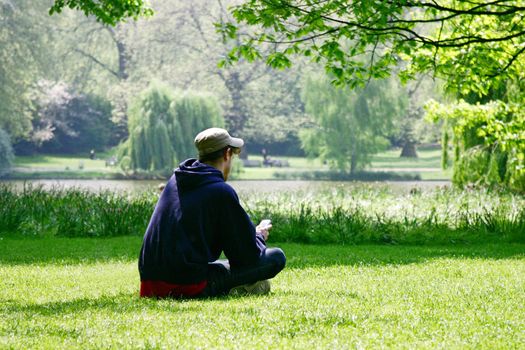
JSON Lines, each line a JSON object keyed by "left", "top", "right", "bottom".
{"left": 17, "top": 81, "right": 114, "bottom": 154}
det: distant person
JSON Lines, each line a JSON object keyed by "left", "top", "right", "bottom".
{"left": 89, "top": 149, "right": 95, "bottom": 160}
{"left": 139, "top": 127, "right": 286, "bottom": 298}
{"left": 261, "top": 148, "right": 271, "bottom": 166}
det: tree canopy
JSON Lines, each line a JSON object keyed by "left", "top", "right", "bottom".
{"left": 1, "top": 0, "right": 49, "bottom": 139}
{"left": 49, "top": 1, "right": 525, "bottom": 96}
{"left": 426, "top": 99, "right": 525, "bottom": 191}
{"left": 219, "top": 1, "right": 525, "bottom": 96}
{"left": 49, "top": 0, "right": 153, "bottom": 26}
{"left": 121, "top": 83, "right": 224, "bottom": 171}
{"left": 300, "top": 75, "right": 403, "bottom": 173}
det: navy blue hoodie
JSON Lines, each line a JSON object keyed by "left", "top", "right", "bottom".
{"left": 138, "top": 159, "right": 266, "bottom": 285}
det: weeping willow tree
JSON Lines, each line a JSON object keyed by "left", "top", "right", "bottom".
{"left": 172, "top": 93, "right": 224, "bottom": 160}
{"left": 123, "top": 83, "right": 176, "bottom": 171}
{"left": 300, "top": 76, "right": 404, "bottom": 174}
{"left": 426, "top": 100, "right": 525, "bottom": 192}
{"left": 120, "top": 83, "right": 224, "bottom": 171}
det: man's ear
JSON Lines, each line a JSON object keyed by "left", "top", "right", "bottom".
{"left": 223, "top": 147, "right": 231, "bottom": 160}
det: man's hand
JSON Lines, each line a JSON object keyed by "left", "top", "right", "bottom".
{"left": 256, "top": 219, "right": 272, "bottom": 241}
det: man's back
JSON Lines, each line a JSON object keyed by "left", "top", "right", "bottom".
{"left": 139, "top": 159, "right": 265, "bottom": 286}
{"left": 139, "top": 127, "right": 285, "bottom": 298}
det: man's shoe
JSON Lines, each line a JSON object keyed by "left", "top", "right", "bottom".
{"left": 230, "top": 280, "right": 271, "bottom": 295}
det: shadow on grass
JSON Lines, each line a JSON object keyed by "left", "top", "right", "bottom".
{"left": 2, "top": 290, "right": 263, "bottom": 318}
{"left": 283, "top": 243, "right": 525, "bottom": 268}
{"left": 1, "top": 292, "right": 210, "bottom": 317}
{"left": 1, "top": 237, "right": 523, "bottom": 268}
{"left": 0, "top": 236, "right": 143, "bottom": 266}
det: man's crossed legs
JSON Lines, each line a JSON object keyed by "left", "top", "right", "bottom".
{"left": 201, "top": 247, "right": 286, "bottom": 297}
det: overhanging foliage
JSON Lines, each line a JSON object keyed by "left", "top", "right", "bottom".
{"left": 49, "top": 0, "right": 153, "bottom": 26}
{"left": 219, "top": 1, "right": 525, "bottom": 95}
{"left": 426, "top": 99, "right": 525, "bottom": 191}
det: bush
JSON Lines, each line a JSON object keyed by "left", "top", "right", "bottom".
{"left": 16, "top": 81, "right": 114, "bottom": 154}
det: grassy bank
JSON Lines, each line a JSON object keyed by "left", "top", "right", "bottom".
{"left": 8, "top": 147, "right": 451, "bottom": 181}
{"left": 11, "top": 154, "right": 121, "bottom": 179}
{"left": 239, "top": 147, "right": 451, "bottom": 181}
{"left": 1, "top": 184, "right": 523, "bottom": 245}
{"left": 1, "top": 236, "right": 524, "bottom": 349}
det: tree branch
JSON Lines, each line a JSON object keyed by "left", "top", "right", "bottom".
{"left": 74, "top": 48, "right": 119, "bottom": 78}
{"left": 488, "top": 44, "right": 525, "bottom": 77}
{"left": 252, "top": 0, "right": 525, "bottom": 49}
{"left": 406, "top": 0, "right": 525, "bottom": 16}
{"left": 367, "top": 37, "right": 380, "bottom": 84}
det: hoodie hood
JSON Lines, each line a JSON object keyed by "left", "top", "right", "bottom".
{"left": 174, "top": 158, "right": 224, "bottom": 192}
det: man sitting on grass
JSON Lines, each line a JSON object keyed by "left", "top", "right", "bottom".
{"left": 139, "top": 127, "right": 286, "bottom": 298}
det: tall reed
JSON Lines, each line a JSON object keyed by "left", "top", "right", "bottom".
{"left": 1, "top": 183, "right": 523, "bottom": 244}
{"left": 0, "top": 184, "right": 152, "bottom": 237}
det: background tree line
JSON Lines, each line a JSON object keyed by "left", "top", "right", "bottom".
{"left": 5, "top": 0, "right": 524, "bottom": 192}
{"left": 0, "top": 0, "right": 440, "bottom": 173}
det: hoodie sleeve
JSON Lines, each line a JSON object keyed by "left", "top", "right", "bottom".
{"left": 218, "top": 187, "right": 266, "bottom": 269}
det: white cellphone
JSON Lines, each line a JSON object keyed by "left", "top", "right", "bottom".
{"left": 259, "top": 219, "right": 271, "bottom": 228}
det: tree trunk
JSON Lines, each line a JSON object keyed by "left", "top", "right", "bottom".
{"left": 116, "top": 40, "right": 129, "bottom": 80}
{"left": 107, "top": 26, "right": 129, "bottom": 80}
{"left": 400, "top": 141, "right": 418, "bottom": 158}
{"left": 350, "top": 153, "right": 357, "bottom": 174}
{"left": 223, "top": 71, "right": 248, "bottom": 135}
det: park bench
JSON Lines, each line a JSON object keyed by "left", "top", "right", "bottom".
{"left": 105, "top": 156, "right": 117, "bottom": 167}
{"left": 241, "top": 159, "right": 262, "bottom": 167}
{"left": 264, "top": 159, "right": 290, "bottom": 167}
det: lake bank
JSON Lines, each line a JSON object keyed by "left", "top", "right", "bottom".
{"left": 2, "top": 181, "right": 522, "bottom": 245}
{"left": 1, "top": 179, "right": 452, "bottom": 195}
{"left": 6, "top": 147, "right": 452, "bottom": 181}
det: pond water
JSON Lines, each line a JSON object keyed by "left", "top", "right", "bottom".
{"left": 1, "top": 179, "right": 450, "bottom": 195}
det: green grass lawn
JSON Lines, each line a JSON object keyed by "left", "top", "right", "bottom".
{"left": 369, "top": 147, "right": 451, "bottom": 180}
{"left": 12, "top": 153, "right": 120, "bottom": 179}
{"left": 1, "top": 236, "right": 523, "bottom": 349}
{"left": 10, "top": 147, "right": 451, "bottom": 180}
{"left": 370, "top": 147, "right": 442, "bottom": 168}
{"left": 240, "top": 147, "right": 450, "bottom": 180}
